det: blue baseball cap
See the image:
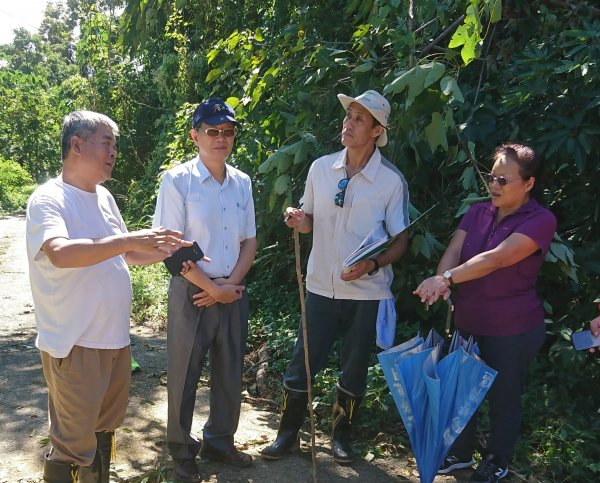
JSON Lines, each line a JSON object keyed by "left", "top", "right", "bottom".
{"left": 192, "top": 98, "right": 240, "bottom": 129}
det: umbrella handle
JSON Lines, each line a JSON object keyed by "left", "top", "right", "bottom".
{"left": 445, "top": 298, "right": 454, "bottom": 336}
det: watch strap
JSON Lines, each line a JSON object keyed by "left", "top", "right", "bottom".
{"left": 368, "top": 258, "right": 380, "bottom": 276}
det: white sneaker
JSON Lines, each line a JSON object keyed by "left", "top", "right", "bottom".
{"left": 438, "top": 454, "right": 476, "bottom": 474}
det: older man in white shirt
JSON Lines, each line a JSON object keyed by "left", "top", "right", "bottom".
{"left": 153, "top": 98, "right": 256, "bottom": 482}
{"left": 27, "top": 110, "right": 188, "bottom": 483}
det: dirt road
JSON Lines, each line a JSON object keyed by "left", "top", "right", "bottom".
{"left": 0, "top": 214, "right": 452, "bottom": 482}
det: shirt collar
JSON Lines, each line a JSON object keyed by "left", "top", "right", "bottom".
{"left": 486, "top": 198, "right": 540, "bottom": 217}
{"left": 330, "top": 147, "right": 382, "bottom": 183}
{"left": 194, "top": 155, "right": 231, "bottom": 186}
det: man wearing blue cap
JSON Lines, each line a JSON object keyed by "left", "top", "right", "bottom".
{"left": 153, "top": 98, "right": 256, "bottom": 480}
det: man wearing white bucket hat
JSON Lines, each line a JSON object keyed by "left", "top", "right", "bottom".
{"left": 262, "top": 90, "right": 410, "bottom": 464}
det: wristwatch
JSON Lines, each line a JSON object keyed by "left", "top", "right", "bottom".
{"left": 442, "top": 270, "right": 454, "bottom": 286}
{"left": 368, "top": 258, "right": 380, "bottom": 276}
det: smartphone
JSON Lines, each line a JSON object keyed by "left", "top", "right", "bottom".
{"left": 163, "top": 241, "right": 205, "bottom": 276}
{"left": 570, "top": 329, "right": 600, "bottom": 351}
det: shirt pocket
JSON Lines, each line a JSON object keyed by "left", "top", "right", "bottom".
{"left": 185, "top": 199, "right": 221, "bottom": 228}
{"left": 346, "top": 197, "right": 385, "bottom": 239}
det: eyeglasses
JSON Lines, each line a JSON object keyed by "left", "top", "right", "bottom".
{"left": 334, "top": 178, "right": 350, "bottom": 207}
{"left": 198, "top": 127, "right": 237, "bottom": 138}
{"left": 483, "top": 173, "right": 516, "bottom": 186}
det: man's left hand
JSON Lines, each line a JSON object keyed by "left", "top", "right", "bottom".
{"left": 340, "top": 259, "right": 374, "bottom": 281}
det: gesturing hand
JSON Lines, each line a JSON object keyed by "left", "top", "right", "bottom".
{"left": 128, "top": 228, "right": 191, "bottom": 255}
{"left": 413, "top": 275, "right": 451, "bottom": 305}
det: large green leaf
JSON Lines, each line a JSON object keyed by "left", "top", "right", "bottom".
{"left": 205, "top": 68, "right": 222, "bottom": 83}
{"left": 352, "top": 61, "right": 375, "bottom": 73}
{"left": 258, "top": 150, "right": 284, "bottom": 174}
{"left": 424, "top": 112, "right": 448, "bottom": 152}
{"left": 440, "top": 76, "right": 464, "bottom": 103}
{"left": 459, "top": 166, "right": 476, "bottom": 191}
{"left": 383, "top": 68, "right": 414, "bottom": 94}
{"left": 274, "top": 174, "right": 291, "bottom": 195}
{"left": 490, "top": 0, "right": 502, "bottom": 23}
{"left": 423, "top": 62, "right": 446, "bottom": 88}
{"left": 448, "top": 5, "right": 482, "bottom": 65}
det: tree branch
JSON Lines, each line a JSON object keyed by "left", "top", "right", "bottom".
{"left": 418, "top": 15, "right": 465, "bottom": 57}
{"left": 473, "top": 23, "right": 497, "bottom": 106}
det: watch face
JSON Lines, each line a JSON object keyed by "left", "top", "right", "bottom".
{"left": 443, "top": 270, "right": 452, "bottom": 279}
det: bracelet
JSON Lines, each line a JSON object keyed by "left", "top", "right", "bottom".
{"left": 368, "top": 258, "right": 380, "bottom": 276}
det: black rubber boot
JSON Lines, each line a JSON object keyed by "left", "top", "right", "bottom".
{"left": 95, "top": 431, "right": 114, "bottom": 483}
{"left": 261, "top": 389, "right": 308, "bottom": 460}
{"left": 42, "top": 453, "right": 78, "bottom": 483}
{"left": 77, "top": 459, "right": 100, "bottom": 483}
{"left": 331, "top": 387, "right": 362, "bottom": 464}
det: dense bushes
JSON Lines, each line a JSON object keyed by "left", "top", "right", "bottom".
{"left": 0, "top": 158, "right": 35, "bottom": 213}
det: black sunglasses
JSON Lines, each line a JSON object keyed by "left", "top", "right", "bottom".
{"left": 483, "top": 173, "right": 514, "bottom": 186}
{"left": 335, "top": 178, "right": 350, "bottom": 207}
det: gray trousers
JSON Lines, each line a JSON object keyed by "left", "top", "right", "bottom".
{"left": 166, "top": 276, "right": 249, "bottom": 461}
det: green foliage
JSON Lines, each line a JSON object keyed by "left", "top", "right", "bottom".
{"left": 246, "top": 279, "right": 299, "bottom": 375}
{"left": 129, "top": 263, "right": 171, "bottom": 327}
{"left": 1, "top": 0, "right": 599, "bottom": 479}
{"left": 0, "top": 70, "right": 63, "bottom": 181}
{"left": 0, "top": 158, "right": 35, "bottom": 213}
{"left": 517, "top": 345, "right": 600, "bottom": 481}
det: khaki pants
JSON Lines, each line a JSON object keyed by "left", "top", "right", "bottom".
{"left": 41, "top": 345, "right": 131, "bottom": 466}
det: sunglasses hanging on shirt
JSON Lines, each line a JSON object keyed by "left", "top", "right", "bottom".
{"left": 335, "top": 177, "right": 350, "bottom": 207}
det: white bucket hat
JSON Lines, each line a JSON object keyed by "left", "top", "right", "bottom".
{"left": 337, "top": 90, "right": 391, "bottom": 147}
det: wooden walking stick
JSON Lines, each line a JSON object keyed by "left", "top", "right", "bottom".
{"left": 293, "top": 228, "right": 318, "bottom": 483}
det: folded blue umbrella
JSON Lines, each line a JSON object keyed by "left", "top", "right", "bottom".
{"left": 378, "top": 330, "right": 497, "bottom": 483}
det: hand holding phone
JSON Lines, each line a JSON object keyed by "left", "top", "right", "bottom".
{"left": 163, "top": 241, "right": 204, "bottom": 276}
{"left": 571, "top": 329, "right": 600, "bottom": 351}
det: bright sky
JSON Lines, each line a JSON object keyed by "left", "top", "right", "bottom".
{"left": 0, "top": 0, "right": 64, "bottom": 45}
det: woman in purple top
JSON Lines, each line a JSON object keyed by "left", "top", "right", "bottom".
{"left": 414, "top": 143, "right": 557, "bottom": 483}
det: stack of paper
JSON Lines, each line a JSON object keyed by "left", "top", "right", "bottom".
{"left": 342, "top": 204, "right": 438, "bottom": 270}
{"left": 343, "top": 224, "right": 391, "bottom": 269}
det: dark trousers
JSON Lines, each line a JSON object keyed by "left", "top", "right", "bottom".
{"left": 283, "top": 291, "right": 379, "bottom": 397}
{"left": 166, "top": 276, "right": 249, "bottom": 461}
{"left": 450, "top": 323, "right": 546, "bottom": 466}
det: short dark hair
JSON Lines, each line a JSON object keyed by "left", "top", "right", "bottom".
{"left": 494, "top": 143, "right": 544, "bottom": 200}
{"left": 61, "top": 111, "right": 119, "bottom": 160}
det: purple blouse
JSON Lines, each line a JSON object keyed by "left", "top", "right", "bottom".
{"left": 454, "top": 200, "right": 557, "bottom": 336}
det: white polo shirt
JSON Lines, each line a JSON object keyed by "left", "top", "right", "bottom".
{"left": 301, "top": 148, "right": 409, "bottom": 300}
{"left": 153, "top": 156, "right": 256, "bottom": 279}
